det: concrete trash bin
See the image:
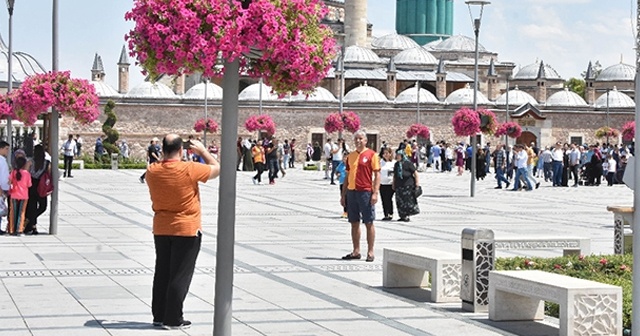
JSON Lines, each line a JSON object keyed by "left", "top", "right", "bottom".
{"left": 111, "top": 153, "right": 118, "bottom": 170}
{"left": 461, "top": 228, "right": 494, "bottom": 313}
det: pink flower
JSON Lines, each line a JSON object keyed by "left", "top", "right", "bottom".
{"left": 324, "top": 113, "right": 343, "bottom": 134}
{"left": 553, "top": 264, "right": 562, "bottom": 270}
{"left": 599, "top": 258, "right": 608, "bottom": 265}
{"left": 477, "top": 109, "right": 498, "bottom": 135}
{"left": 451, "top": 107, "right": 481, "bottom": 137}
{"left": 620, "top": 264, "right": 628, "bottom": 271}
{"left": 524, "top": 259, "right": 534, "bottom": 267}
{"left": 194, "top": 118, "right": 219, "bottom": 133}
{"left": 341, "top": 111, "right": 360, "bottom": 133}
{"left": 578, "top": 254, "right": 585, "bottom": 261}
{"left": 406, "top": 124, "right": 430, "bottom": 139}
{"left": 622, "top": 121, "right": 634, "bottom": 141}
{"left": 125, "top": 0, "right": 336, "bottom": 95}
{"left": 245, "top": 114, "right": 276, "bottom": 135}
{"left": 595, "top": 126, "right": 620, "bottom": 139}
{"left": 495, "top": 122, "right": 522, "bottom": 139}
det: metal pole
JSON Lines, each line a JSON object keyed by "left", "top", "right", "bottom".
{"left": 504, "top": 76, "right": 509, "bottom": 146}
{"left": 258, "top": 77, "right": 263, "bottom": 114}
{"left": 606, "top": 88, "right": 610, "bottom": 145}
{"left": 416, "top": 81, "right": 421, "bottom": 124}
{"left": 204, "top": 78, "right": 208, "bottom": 146}
{"left": 213, "top": 59, "right": 239, "bottom": 336}
{"left": 338, "top": 48, "right": 344, "bottom": 140}
{"left": 470, "top": 18, "right": 480, "bottom": 197}
{"left": 633, "top": 2, "right": 640, "bottom": 335}
{"left": 49, "top": 0, "right": 59, "bottom": 235}
{"left": 6, "top": 2, "right": 12, "bottom": 166}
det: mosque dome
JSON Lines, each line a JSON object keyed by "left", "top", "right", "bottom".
{"left": 422, "top": 38, "right": 444, "bottom": 51}
{"left": 545, "top": 88, "right": 588, "bottom": 106}
{"left": 495, "top": 86, "right": 538, "bottom": 105}
{"left": 394, "top": 47, "right": 438, "bottom": 66}
{"left": 343, "top": 83, "right": 388, "bottom": 103}
{"left": 239, "top": 82, "right": 278, "bottom": 101}
{"left": 596, "top": 63, "right": 636, "bottom": 82}
{"left": 0, "top": 35, "right": 46, "bottom": 82}
{"left": 90, "top": 81, "right": 120, "bottom": 97}
{"left": 513, "top": 60, "right": 562, "bottom": 80}
{"left": 371, "top": 33, "right": 420, "bottom": 51}
{"left": 291, "top": 87, "right": 337, "bottom": 102}
{"left": 183, "top": 82, "right": 223, "bottom": 100}
{"left": 444, "top": 84, "right": 490, "bottom": 105}
{"left": 395, "top": 86, "right": 439, "bottom": 104}
{"left": 125, "top": 82, "right": 177, "bottom": 99}
{"left": 594, "top": 87, "right": 634, "bottom": 108}
{"left": 433, "top": 35, "right": 485, "bottom": 52}
{"left": 343, "top": 45, "right": 384, "bottom": 65}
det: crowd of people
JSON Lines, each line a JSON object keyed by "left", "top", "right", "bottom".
{"left": 0, "top": 140, "right": 52, "bottom": 236}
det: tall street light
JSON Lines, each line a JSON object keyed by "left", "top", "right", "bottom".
{"left": 337, "top": 46, "right": 345, "bottom": 140}
{"left": 605, "top": 88, "right": 610, "bottom": 145}
{"left": 633, "top": 1, "right": 640, "bottom": 335}
{"left": 203, "top": 77, "right": 209, "bottom": 146}
{"left": 466, "top": 0, "right": 490, "bottom": 198}
{"left": 49, "top": 0, "right": 60, "bottom": 235}
{"left": 5, "top": 0, "right": 13, "bottom": 166}
{"left": 415, "top": 81, "right": 421, "bottom": 124}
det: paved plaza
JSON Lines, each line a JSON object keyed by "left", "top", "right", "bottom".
{"left": 0, "top": 166, "right": 632, "bottom": 336}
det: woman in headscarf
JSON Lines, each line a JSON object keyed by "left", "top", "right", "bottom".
{"left": 476, "top": 148, "right": 487, "bottom": 181}
{"left": 392, "top": 150, "right": 420, "bottom": 222}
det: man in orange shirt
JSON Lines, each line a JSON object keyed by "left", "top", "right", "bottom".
{"left": 340, "top": 130, "right": 381, "bottom": 262}
{"left": 146, "top": 134, "right": 220, "bottom": 330}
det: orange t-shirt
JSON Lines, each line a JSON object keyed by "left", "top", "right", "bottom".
{"left": 346, "top": 148, "right": 380, "bottom": 191}
{"left": 252, "top": 145, "right": 265, "bottom": 164}
{"left": 146, "top": 160, "right": 211, "bottom": 236}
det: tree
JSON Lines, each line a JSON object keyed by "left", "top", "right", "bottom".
{"left": 565, "top": 78, "right": 586, "bottom": 98}
{"left": 101, "top": 100, "right": 119, "bottom": 155}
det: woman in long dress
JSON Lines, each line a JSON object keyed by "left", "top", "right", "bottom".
{"left": 393, "top": 150, "right": 420, "bottom": 222}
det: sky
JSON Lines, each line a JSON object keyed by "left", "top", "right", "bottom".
{"left": 2, "top": 0, "right": 637, "bottom": 90}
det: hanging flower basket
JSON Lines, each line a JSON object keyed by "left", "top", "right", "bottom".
{"left": 324, "top": 113, "right": 343, "bottom": 134}
{"left": 342, "top": 111, "right": 360, "bottom": 133}
{"left": 194, "top": 118, "right": 219, "bottom": 133}
{"left": 125, "top": 0, "right": 336, "bottom": 95}
{"left": 245, "top": 114, "right": 276, "bottom": 136}
{"left": 406, "top": 123, "right": 430, "bottom": 139}
{"left": 478, "top": 108, "right": 498, "bottom": 136}
{"left": 10, "top": 71, "right": 99, "bottom": 125}
{"left": 495, "top": 122, "right": 523, "bottom": 139}
{"left": 451, "top": 107, "right": 481, "bottom": 137}
{"left": 595, "top": 126, "right": 620, "bottom": 139}
{"left": 622, "top": 121, "right": 635, "bottom": 141}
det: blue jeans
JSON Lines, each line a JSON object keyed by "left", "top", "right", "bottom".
{"left": 331, "top": 160, "right": 341, "bottom": 183}
{"left": 268, "top": 159, "right": 279, "bottom": 182}
{"left": 495, "top": 167, "right": 509, "bottom": 187}
{"left": 512, "top": 167, "right": 532, "bottom": 190}
{"left": 552, "top": 161, "right": 563, "bottom": 186}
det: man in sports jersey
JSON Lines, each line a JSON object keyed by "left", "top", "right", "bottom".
{"left": 340, "top": 130, "right": 381, "bottom": 262}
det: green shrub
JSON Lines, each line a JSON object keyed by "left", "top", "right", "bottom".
{"left": 496, "top": 254, "right": 632, "bottom": 329}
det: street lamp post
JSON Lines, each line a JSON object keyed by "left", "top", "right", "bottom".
{"left": 5, "top": 0, "right": 14, "bottom": 166}
{"left": 466, "top": 0, "right": 490, "bottom": 198}
{"left": 338, "top": 47, "right": 345, "bottom": 140}
{"left": 416, "top": 81, "right": 421, "bottom": 124}
{"left": 203, "top": 78, "right": 209, "bottom": 146}
{"left": 49, "top": 0, "right": 60, "bottom": 235}
{"left": 504, "top": 75, "right": 509, "bottom": 147}
{"left": 633, "top": 1, "right": 640, "bottom": 335}
{"left": 605, "top": 88, "right": 610, "bottom": 145}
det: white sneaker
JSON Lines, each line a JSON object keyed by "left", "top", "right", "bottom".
{"left": 252, "top": 177, "right": 257, "bottom": 185}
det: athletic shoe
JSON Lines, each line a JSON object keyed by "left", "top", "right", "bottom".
{"left": 139, "top": 177, "right": 144, "bottom": 184}
{"left": 152, "top": 322, "right": 163, "bottom": 327}
{"left": 163, "top": 320, "right": 191, "bottom": 330}
{"left": 252, "top": 177, "right": 257, "bottom": 185}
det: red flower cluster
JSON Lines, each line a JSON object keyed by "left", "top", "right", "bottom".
{"left": 245, "top": 114, "right": 276, "bottom": 135}
{"left": 324, "top": 111, "right": 360, "bottom": 134}
{"left": 3, "top": 71, "right": 100, "bottom": 126}
{"left": 622, "top": 121, "right": 635, "bottom": 141}
{"left": 495, "top": 122, "right": 523, "bottom": 139}
{"left": 193, "top": 117, "right": 219, "bottom": 133}
{"left": 406, "top": 123, "right": 430, "bottom": 139}
{"left": 125, "top": 0, "right": 336, "bottom": 95}
{"left": 451, "top": 107, "right": 481, "bottom": 137}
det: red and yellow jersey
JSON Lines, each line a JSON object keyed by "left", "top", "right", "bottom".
{"left": 346, "top": 148, "right": 380, "bottom": 191}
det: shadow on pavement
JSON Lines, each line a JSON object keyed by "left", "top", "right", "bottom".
{"left": 84, "top": 320, "right": 155, "bottom": 330}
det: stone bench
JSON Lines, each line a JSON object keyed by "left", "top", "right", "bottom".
{"left": 58, "top": 159, "right": 85, "bottom": 170}
{"left": 383, "top": 247, "right": 460, "bottom": 303}
{"left": 494, "top": 236, "right": 590, "bottom": 256}
{"left": 489, "top": 270, "right": 623, "bottom": 336}
{"left": 606, "top": 206, "right": 633, "bottom": 254}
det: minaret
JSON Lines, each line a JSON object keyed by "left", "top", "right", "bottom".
{"left": 435, "top": 57, "right": 447, "bottom": 101}
{"left": 535, "top": 60, "right": 547, "bottom": 103}
{"left": 344, "top": 0, "right": 368, "bottom": 47}
{"left": 386, "top": 57, "right": 397, "bottom": 99}
{"left": 91, "top": 53, "right": 105, "bottom": 82}
{"left": 486, "top": 58, "right": 498, "bottom": 101}
{"left": 117, "top": 45, "right": 130, "bottom": 94}
{"left": 584, "top": 61, "right": 596, "bottom": 105}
